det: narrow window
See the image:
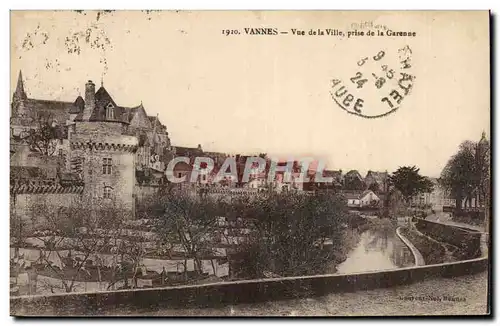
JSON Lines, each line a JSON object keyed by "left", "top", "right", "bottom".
{"left": 103, "top": 186, "right": 113, "bottom": 199}
{"left": 102, "top": 157, "right": 112, "bottom": 175}
{"left": 106, "top": 103, "right": 115, "bottom": 120}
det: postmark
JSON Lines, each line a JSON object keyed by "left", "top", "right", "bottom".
{"left": 330, "top": 45, "right": 415, "bottom": 119}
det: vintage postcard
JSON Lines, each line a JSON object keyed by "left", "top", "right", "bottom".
{"left": 9, "top": 10, "right": 490, "bottom": 316}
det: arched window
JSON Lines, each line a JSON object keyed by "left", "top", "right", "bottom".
{"left": 103, "top": 186, "right": 113, "bottom": 199}
{"left": 106, "top": 103, "right": 115, "bottom": 120}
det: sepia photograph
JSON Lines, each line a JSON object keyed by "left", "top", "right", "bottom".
{"left": 8, "top": 10, "right": 491, "bottom": 317}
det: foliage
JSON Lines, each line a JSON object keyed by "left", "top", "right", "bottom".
{"left": 389, "top": 166, "right": 434, "bottom": 204}
{"left": 440, "top": 139, "right": 490, "bottom": 209}
{"left": 232, "top": 192, "right": 349, "bottom": 278}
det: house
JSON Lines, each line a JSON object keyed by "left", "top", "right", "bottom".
{"left": 343, "top": 170, "right": 365, "bottom": 190}
{"left": 364, "top": 170, "right": 388, "bottom": 193}
{"left": 411, "top": 178, "right": 456, "bottom": 210}
{"left": 172, "top": 144, "right": 204, "bottom": 159}
{"left": 342, "top": 190, "right": 380, "bottom": 208}
{"left": 270, "top": 160, "right": 305, "bottom": 192}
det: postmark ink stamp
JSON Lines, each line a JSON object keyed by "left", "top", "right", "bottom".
{"left": 330, "top": 45, "right": 415, "bottom": 119}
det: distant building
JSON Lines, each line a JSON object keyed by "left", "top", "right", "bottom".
{"left": 342, "top": 190, "right": 380, "bottom": 208}
{"left": 364, "top": 170, "right": 388, "bottom": 193}
{"left": 343, "top": 170, "right": 365, "bottom": 191}
{"left": 410, "top": 178, "right": 455, "bottom": 210}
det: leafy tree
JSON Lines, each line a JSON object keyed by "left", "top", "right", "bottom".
{"left": 440, "top": 138, "right": 490, "bottom": 210}
{"left": 234, "top": 191, "right": 349, "bottom": 278}
{"left": 389, "top": 166, "right": 434, "bottom": 205}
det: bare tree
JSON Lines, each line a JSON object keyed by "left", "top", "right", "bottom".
{"left": 29, "top": 199, "right": 125, "bottom": 293}
{"left": 154, "top": 188, "right": 223, "bottom": 278}
{"left": 10, "top": 198, "right": 28, "bottom": 259}
{"left": 20, "top": 113, "right": 61, "bottom": 156}
{"left": 107, "top": 237, "right": 147, "bottom": 290}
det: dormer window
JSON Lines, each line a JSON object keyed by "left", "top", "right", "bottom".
{"left": 106, "top": 103, "right": 115, "bottom": 120}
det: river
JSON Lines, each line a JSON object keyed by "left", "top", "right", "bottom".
{"left": 335, "top": 224, "right": 415, "bottom": 274}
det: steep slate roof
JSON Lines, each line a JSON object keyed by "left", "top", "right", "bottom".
{"left": 148, "top": 115, "right": 158, "bottom": 125}
{"left": 341, "top": 190, "right": 377, "bottom": 200}
{"left": 360, "top": 190, "right": 377, "bottom": 199}
{"left": 24, "top": 99, "right": 76, "bottom": 124}
{"left": 323, "top": 170, "right": 343, "bottom": 183}
{"left": 344, "top": 170, "right": 363, "bottom": 180}
{"left": 323, "top": 170, "right": 342, "bottom": 177}
{"left": 127, "top": 104, "right": 152, "bottom": 128}
{"left": 13, "top": 72, "right": 170, "bottom": 144}
{"left": 173, "top": 145, "right": 203, "bottom": 157}
{"left": 72, "top": 96, "right": 85, "bottom": 114}
{"left": 341, "top": 191, "right": 364, "bottom": 200}
{"left": 125, "top": 106, "right": 141, "bottom": 122}
{"left": 10, "top": 166, "right": 49, "bottom": 180}
{"left": 12, "top": 71, "right": 78, "bottom": 123}
{"left": 58, "top": 172, "right": 84, "bottom": 186}
{"left": 74, "top": 86, "right": 131, "bottom": 124}
{"left": 13, "top": 70, "right": 27, "bottom": 101}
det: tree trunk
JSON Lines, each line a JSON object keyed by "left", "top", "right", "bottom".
{"left": 194, "top": 257, "right": 203, "bottom": 275}
{"left": 455, "top": 194, "right": 463, "bottom": 212}
{"left": 183, "top": 259, "right": 188, "bottom": 281}
{"left": 210, "top": 259, "right": 216, "bottom": 276}
{"left": 484, "top": 191, "right": 490, "bottom": 232}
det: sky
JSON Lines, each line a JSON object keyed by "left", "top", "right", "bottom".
{"left": 10, "top": 11, "right": 490, "bottom": 177}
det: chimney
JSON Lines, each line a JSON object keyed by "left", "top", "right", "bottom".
{"left": 82, "top": 80, "right": 95, "bottom": 121}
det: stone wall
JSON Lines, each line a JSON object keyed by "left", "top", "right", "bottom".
{"left": 11, "top": 192, "right": 83, "bottom": 231}
{"left": 415, "top": 219, "right": 482, "bottom": 258}
{"left": 10, "top": 255, "right": 488, "bottom": 315}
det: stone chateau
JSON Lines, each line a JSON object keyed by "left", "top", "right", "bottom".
{"left": 10, "top": 72, "right": 172, "bottom": 222}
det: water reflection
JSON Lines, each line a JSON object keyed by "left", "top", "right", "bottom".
{"left": 335, "top": 227, "right": 414, "bottom": 274}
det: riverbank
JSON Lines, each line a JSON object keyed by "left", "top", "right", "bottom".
{"left": 399, "top": 227, "right": 447, "bottom": 265}
{"left": 396, "top": 227, "right": 424, "bottom": 266}
{"left": 426, "top": 213, "right": 485, "bottom": 232}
